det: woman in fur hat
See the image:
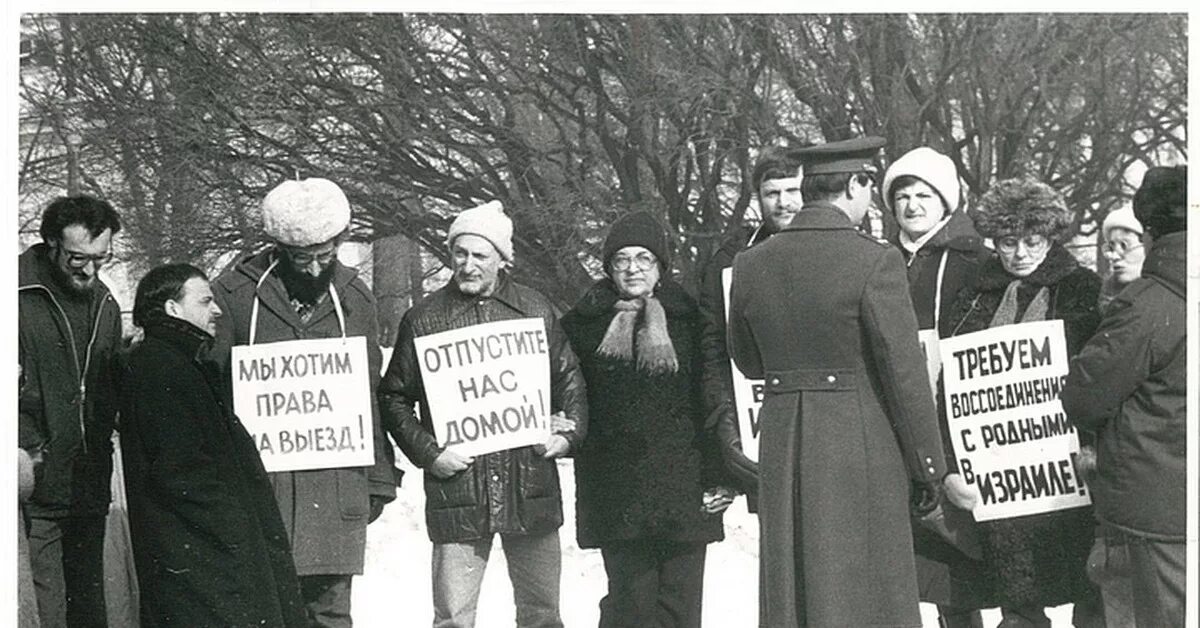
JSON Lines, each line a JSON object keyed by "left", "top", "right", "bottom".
{"left": 561, "top": 211, "right": 732, "bottom": 628}
{"left": 882, "top": 147, "right": 994, "bottom": 628}
{"left": 946, "top": 178, "right": 1104, "bottom": 628}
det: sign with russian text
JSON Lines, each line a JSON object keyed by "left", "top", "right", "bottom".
{"left": 939, "top": 320, "right": 1091, "bottom": 521}
{"left": 232, "top": 336, "right": 375, "bottom": 473}
{"left": 723, "top": 268, "right": 762, "bottom": 462}
{"left": 413, "top": 318, "right": 552, "bottom": 457}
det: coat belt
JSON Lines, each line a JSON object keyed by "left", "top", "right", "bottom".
{"left": 762, "top": 368, "right": 856, "bottom": 393}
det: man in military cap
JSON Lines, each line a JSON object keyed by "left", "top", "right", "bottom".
{"left": 727, "top": 137, "right": 967, "bottom": 627}
{"left": 209, "top": 178, "right": 397, "bottom": 627}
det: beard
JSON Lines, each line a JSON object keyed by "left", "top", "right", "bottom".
{"left": 278, "top": 258, "right": 336, "bottom": 305}
{"left": 50, "top": 260, "right": 97, "bottom": 299}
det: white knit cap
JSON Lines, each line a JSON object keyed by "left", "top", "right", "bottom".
{"left": 882, "top": 147, "right": 962, "bottom": 214}
{"left": 1102, "top": 206, "right": 1144, "bottom": 241}
{"left": 262, "top": 178, "right": 351, "bottom": 247}
{"left": 446, "top": 200, "right": 514, "bottom": 261}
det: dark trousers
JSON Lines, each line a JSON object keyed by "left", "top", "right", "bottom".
{"left": 300, "top": 574, "right": 353, "bottom": 628}
{"left": 1126, "top": 536, "right": 1185, "bottom": 627}
{"left": 28, "top": 515, "right": 108, "bottom": 628}
{"left": 599, "top": 540, "right": 706, "bottom": 628}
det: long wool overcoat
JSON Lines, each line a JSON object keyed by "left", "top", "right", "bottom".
{"left": 209, "top": 250, "right": 397, "bottom": 575}
{"left": 561, "top": 278, "right": 725, "bottom": 549}
{"left": 122, "top": 316, "right": 306, "bottom": 627}
{"left": 945, "top": 242, "right": 1102, "bottom": 608}
{"left": 728, "top": 203, "right": 947, "bottom": 628}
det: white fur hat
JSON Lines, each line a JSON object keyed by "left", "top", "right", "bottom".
{"left": 1102, "top": 206, "right": 1143, "bottom": 241}
{"left": 262, "top": 178, "right": 351, "bottom": 247}
{"left": 446, "top": 200, "right": 514, "bottom": 261}
{"left": 882, "top": 147, "right": 962, "bottom": 214}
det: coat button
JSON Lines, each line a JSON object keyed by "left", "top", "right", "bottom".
{"left": 928, "top": 466, "right": 937, "bottom": 475}
{"left": 924, "top": 456, "right": 933, "bottom": 464}
{"left": 770, "top": 377, "right": 780, "bottom": 385}
{"left": 826, "top": 375, "right": 837, "bottom": 383}
{"left": 491, "top": 474, "right": 500, "bottom": 482}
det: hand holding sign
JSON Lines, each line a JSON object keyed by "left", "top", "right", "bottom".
{"left": 535, "top": 434, "right": 571, "bottom": 459}
{"left": 943, "top": 473, "right": 978, "bottom": 511}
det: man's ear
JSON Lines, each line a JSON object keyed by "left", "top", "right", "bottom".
{"left": 164, "top": 299, "right": 181, "bottom": 318}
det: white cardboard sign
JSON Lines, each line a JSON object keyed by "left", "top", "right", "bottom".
{"left": 723, "top": 268, "right": 762, "bottom": 463}
{"left": 413, "top": 318, "right": 552, "bottom": 457}
{"left": 232, "top": 336, "right": 375, "bottom": 473}
{"left": 939, "top": 320, "right": 1091, "bottom": 521}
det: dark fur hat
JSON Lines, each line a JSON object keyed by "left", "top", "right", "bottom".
{"left": 1133, "top": 166, "right": 1187, "bottom": 237}
{"left": 970, "top": 178, "right": 1073, "bottom": 241}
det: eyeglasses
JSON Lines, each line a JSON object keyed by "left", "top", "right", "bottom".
{"left": 996, "top": 235, "right": 1051, "bottom": 255}
{"left": 611, "top": 252, "right": 657, "bottom": 272}
{"left": 1102, "top": 241, "right": 1144, "bottom": 258}
{"left": 58, "top": 248, "right": 113, "bottom": 269}
{"left": 281, "top": 246, "right": 337, "bottom": 267}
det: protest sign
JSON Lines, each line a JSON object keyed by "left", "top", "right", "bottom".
{"left": 414, "top": 318, "right": 552, "bottom": 457}
{"left": 232, "top": 336, "right": 375, "bottom": 473}
{"left": 723, "top": 268, "right": 762, "bottom": 462}
{"left": 939, "top": 320, "right": 1091, "bottom": 521}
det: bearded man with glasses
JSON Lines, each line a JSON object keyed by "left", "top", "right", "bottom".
{"left": 19, "top": 195, "right": 124, "bottom": 627}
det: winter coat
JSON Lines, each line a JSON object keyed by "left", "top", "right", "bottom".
{"left": 122, "top": 316, "right": 306, "bottom": 627}
{"left": 886, "top": 209, "right": 989, "bottom": 336}
{"left": 945, "top": 242, "right": 1102, "bottom": 608}
{"left": 378, "top": 273, "right": 589, "bottom": 544}
{"left": 728, "top": 203, "right": 947, "bottom": 628}
{"left": 698, "top": 224, "right": 771, "bottom": 499}
{"left": 17, "top": 244, "right": 122, "bottom": 519}
{"left": 561, "top": 278, "right": 725, "bottom": 549}
{"left": 1062, "top": 232, "right": 1186, "bottom": 542}
{"left": 209, "top": 249, "right": 396, "bottom": 575}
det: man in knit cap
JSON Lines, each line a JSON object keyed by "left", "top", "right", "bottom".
{"left": 1063, "top": 165, "right": 1187, "bottom": 628}
{"left": 379, "top": 200, "right": 588, "bottom": 628}
{"left": 209, "top": 177, "right": 397, "bottom": 627}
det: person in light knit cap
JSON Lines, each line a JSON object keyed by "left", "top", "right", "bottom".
{"left": 379, "top": 200, "right": 588, "bottom": 628}
{"left": 209, "top": 177, "right": 397, "bottom": 628}
{"left": 1098, "top": 207, "right": 1146, "bottom": 310}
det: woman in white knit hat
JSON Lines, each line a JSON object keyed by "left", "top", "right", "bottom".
{"left": 1097, "top": 207, "right": 1146, "bottom": 310}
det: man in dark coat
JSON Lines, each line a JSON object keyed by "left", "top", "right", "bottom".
{"left": 209, "top": 178, "right": 397, "bottom": 628}
{"left": 18, "top": 195, "right": 124, "bottom": 628}
{"left": 1062, "top": 165, "right": 1187, "bottom": 627}
{"left": 378, "top": 201, "right": 588, "bottom": 628}
{"left": 122, "top": 264, "right": 306, "bottom": 627}
{"left": 728, "top": 137, "right": 959, "bottom": 628}
{"left": 699, "top": 147, "right": 805, "bottom": 505}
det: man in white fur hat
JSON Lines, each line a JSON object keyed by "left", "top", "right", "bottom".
{"left": 379, "top": 200, "right": 588, "bottom": 628}
{"left": 209, "top": 177, "right": 397, "bottom": 627}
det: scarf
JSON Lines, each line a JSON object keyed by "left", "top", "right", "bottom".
{"left": 595, "top": 295, "right": 679, "bottom": 374}
{"left": 988, "top": 279, "right": 1050, "bottom": 328}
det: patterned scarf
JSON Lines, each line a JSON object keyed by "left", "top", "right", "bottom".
{"left": 988, "top": 280, "right": 1050, "bottom": 328}
{"left": 595, "top": 295, "right": 679, "bottom": 374}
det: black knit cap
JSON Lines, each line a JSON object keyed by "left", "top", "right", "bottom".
{"left": 1133, "top": 166, "right": 1187, "bottom": 237}
{"left": 602, "top": 211, "right": 671, "bottom": 271}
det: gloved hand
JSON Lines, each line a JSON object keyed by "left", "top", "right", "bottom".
{"left": 910, "top": 480, "right": 942, "bottom": 518}
{"left": 368, "top": 495, "right": 387, "bottom": 524}
{"left": 710, "top": 402, "right": 759, "bottom": 494}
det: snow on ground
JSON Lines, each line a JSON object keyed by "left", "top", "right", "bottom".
{"left": 352, "top": 454, "right": 1073, "bottom": 627}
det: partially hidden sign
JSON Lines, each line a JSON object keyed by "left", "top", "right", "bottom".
{"left": 414, "top": 318, "right": 552, "bottom": 457}
{"left": 722, "top": 268, "right": 762, "bottom": 463}
{"left": 232, "top": 336, "right": 375, "bottom": 473}
{"left": 939, "top": 320, "right": 1091, "bottom": 522}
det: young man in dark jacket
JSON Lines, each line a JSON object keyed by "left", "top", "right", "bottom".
{"left": 378, "top": 201, "right": 588, "bottom": 628}
{"left": 18, "top": 195, "right": 124, "bottom": 628}
{"left": 698, "top": 147, "right": 805, "bottom": 506}
{"left": 209, "top": 178, "right": 397, "bottom": 628}
{"left": 1062, "top": 165, "right": 1187, "bottom": 627}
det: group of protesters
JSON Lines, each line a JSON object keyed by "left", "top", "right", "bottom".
{"left": 16, "top": 134, "right": 1185, "bottom": 628}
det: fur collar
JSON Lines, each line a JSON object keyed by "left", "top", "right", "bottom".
{"left": 974, "top": 242, "right": 1080, "bottom": 291}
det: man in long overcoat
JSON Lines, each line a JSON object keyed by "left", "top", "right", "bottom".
{"left": 122, "top": 263, "right": 306, "bottom": 627}
{"left": 209, "top": 178, "right": 397, "bottom": 627}
{"left": 727, "top": 137, "right": 954, "bottom": 628}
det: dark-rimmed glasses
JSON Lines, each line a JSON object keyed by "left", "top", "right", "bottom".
{"left": 611, "top": 252, "right": 657, "bottom": 272}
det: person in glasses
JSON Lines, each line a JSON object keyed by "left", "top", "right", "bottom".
{"left": 945, "top": 178, "right": 1103, "bottom": 628}
{"left": 727, "top": 137, "right": 955, "bottom": 628}
{"left": 1097, "top": 207, "right": 1147, "bottom": 311}
{"left": 208, "top": 178, "right": 397, "bottom": 628}
{"left": 562, "top": 211, "right": 732, "bottom": 628}
{"left": 18, "top": 195, "right": 124, "bottom": 627}
{"left": 1062, "top": 166, "right": 1187, "bottom": 628}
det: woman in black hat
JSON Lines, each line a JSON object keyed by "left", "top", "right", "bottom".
{"left": 561, "top": 211, "right": 732, "bottom": 628}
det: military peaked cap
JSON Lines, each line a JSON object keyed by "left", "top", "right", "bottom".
{"left": 791, "top": 136, "right": 887, "bottom": 175}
